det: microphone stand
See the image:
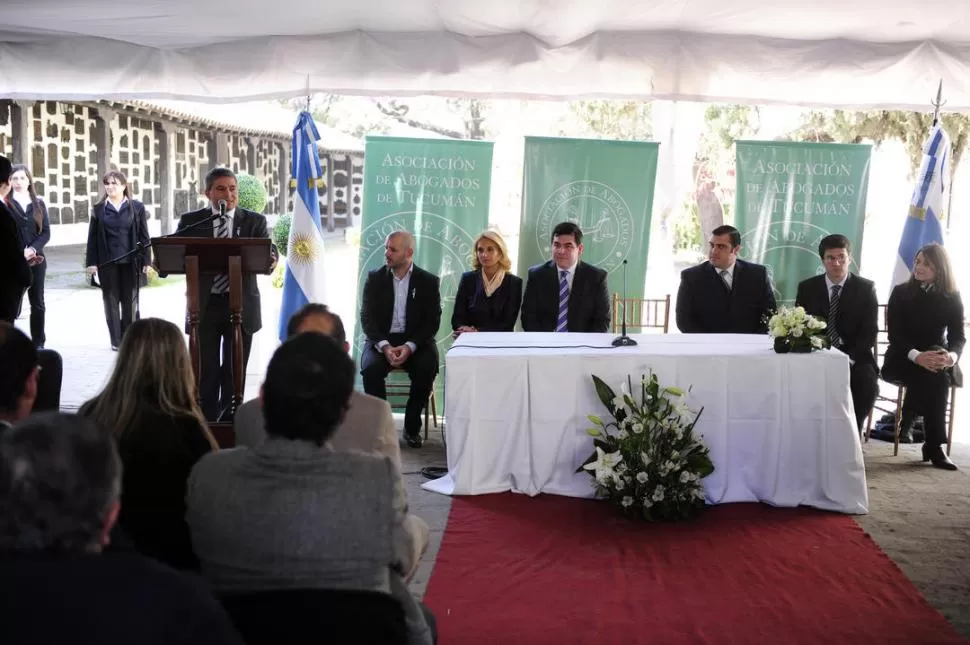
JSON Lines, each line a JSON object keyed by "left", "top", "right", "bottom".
{"left": 97, "top": 210, "right": 225, "bottom": 271}
{"left": 612, "top": 259, "right": 638, "bottom": 347}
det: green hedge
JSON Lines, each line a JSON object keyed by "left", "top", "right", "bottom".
{"left": 273, "top": 213, "right": 292, "bottom": 256}
{"left": 236, "top": 172, "right": 268, "bottom": 213}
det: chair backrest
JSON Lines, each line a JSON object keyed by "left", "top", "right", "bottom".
{"left": 875, "top": 303, "right": 889, "bottom": 365}
{"left": 221, "top": 588, "right": 408, "bottom": 645}
{"left": 612, "top": 294, "right": 671, "bottom": 334}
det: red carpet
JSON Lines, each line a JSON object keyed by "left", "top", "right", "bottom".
{"left": 424, "top": 494, "right": 967, "bottom": 645}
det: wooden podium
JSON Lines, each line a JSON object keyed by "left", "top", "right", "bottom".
{"left": 153, "top": 237, "right": 273, "bottom": 446}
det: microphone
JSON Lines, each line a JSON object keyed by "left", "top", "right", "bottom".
{"left": 611, "top": 259, "right": 638, "bottom": 347}
{"left": 217, "top": 199, "right": 227, "bottom": 222}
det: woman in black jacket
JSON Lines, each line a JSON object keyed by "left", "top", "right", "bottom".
{"left": 882, "top": 243, "right": 964, "bottom": 470}
{"left": 0, "top": 156, "right": 32, "bottom": 324}
{"left": 9, "top": 165, "right": 50, "bottom": 348}
{"left": 84, "top": 170, "right": 151, "bottom": 350}
{"left": 451, "top": 229, "right": 523, "bottom": 337}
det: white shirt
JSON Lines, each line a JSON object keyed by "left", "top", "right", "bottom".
{"left": 12, "top": 192, "right": 31, "bottom": 211}
{"left": 556, "top": 261, "right": 579, "bottom": 293}
{"left": 210, "top": 205, "right": 235, "bottom": 237}
{"left": 824, "top": 274, "right": 848, "bottom": 301}
{"left": 376, "top": 264, "right": 417, "bottom": 353}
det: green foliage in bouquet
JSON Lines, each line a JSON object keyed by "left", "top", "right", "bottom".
{"left": 768, "top": 306, "right": 830, "bottom": 354}
{"left": 236, "top": 172, "right": 268, "bottom": 213}
{"left": 577, "top": 373, "right": 714, "bottom": 521}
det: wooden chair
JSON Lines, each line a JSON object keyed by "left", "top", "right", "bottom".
{"left": 611, "top": 294, "right": 671, "bottom": 334}
{"left": 866, "top": 304, "right": 958, "bottom": 457}
{"left": 385, "top": 368, "right": 439, "bottom": 440}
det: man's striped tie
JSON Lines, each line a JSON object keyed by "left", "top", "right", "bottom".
{"left": 555, "top": 270, "right": 569, "bottom": 332}
{"left": 211, "top": 217, "right": 231, "bottom": 294}
{"left": 827, "top": 284, "right": 841, "bottom": 347}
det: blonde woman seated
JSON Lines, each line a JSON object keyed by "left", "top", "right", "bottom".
{"left": 451, "top": 230, "right": 523, "bottom": 337}
{"left": 80, "top": 318, "right": 218, "bottom": 568}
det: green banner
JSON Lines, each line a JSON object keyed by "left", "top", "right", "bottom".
{"left": 734, "top": 141, "right": 871, "bottom": 305}
{"left": 355, "top": 136, "right": 494, "bottom": 382}
{"left": 518, "top": 137, "right": 660, "bottom": 317}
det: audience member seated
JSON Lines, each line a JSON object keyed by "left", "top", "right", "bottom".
{"left": 79, "top": 318, "right": 218, "bottom": 569}
{"left": 0, "top": 413, "right": 243, "bottom": 645}
{"left": 32, "top": 347, "right": 62, "bottom": 412}
{"left": 451, "top": 229, "right": 523, "bottom": 336}
{"left": 0, "top": 322, "right": 38, "bottom": 430}
{"left": 235, "top": 303, "right": 401, "bottom": 467}
{"left": 187, "top": 332, "right": 436, "bottom": 645}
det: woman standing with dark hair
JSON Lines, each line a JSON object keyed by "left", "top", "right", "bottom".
{"left": 8, "top": 165, "right": 50, "bottom": 348}
{"left": 84, "top": 171, "right": 150, "bottom": 350}
{"left": 882, "top": 243, "right": 965, "bottom": 470}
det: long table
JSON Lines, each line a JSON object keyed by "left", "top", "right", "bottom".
{"left": 422, "top": 332, "right": 869, "bottom": 514}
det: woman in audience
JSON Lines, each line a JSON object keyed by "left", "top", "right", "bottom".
{"left": 84, "top": 170, "right": 151, "bottom": 350}
{"left": 80, "top": 317, "right": 218, "bottom": 568}
{"left": 451, "top": 229, "right": 523, "bottom": 337}
{"left": 882, "top": 243, "right": 964, "bottom": 471}
{"left": 8, "top": 165, "right": 50, "bottom": 349}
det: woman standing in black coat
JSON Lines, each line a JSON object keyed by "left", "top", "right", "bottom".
{"left": 84, "top": 171, "right": 151, "bottom": 350}
{"left": 8, "top": 165, "right": 50, "bottom": 348}
{"left": 451, "top": 229, "right": 523, "bottom": 336}
{"left": 882, "top": 243, "right": 964, "bottom": 470}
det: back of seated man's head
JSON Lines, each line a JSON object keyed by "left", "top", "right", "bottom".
{"left": 261, "top": 332, "right": 355, "bottom": 445}
{"left": 285, "top": 303, "right": 348, "bottom": 350}
{"left": 0, "top": 323, "right": 39, "bottom": 422}
{"left": 0, "top": 413, "right": 121, "bottom": 553}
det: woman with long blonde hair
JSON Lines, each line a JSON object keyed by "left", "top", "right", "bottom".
{"left": 451, "top": 229, "right": 523, "bottom": 337}
{"left": 80, "top": 317, "right": 217, "bottom": 568}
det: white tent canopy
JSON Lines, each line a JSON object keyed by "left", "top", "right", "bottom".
{"left": 2, "top": 0, "right": 970, "bottom": 109}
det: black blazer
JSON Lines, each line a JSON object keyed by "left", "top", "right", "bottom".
{"left": 9, "top": 197, "right": 51, "bottom": 254}
{"left": 0, "top": 202, "right": 31, "bottom": 323}
{"left": 360, "top": 264, "right": 442, "bottom": 358}
{"left": 173, "top": 207, "right": 275, "bottom": 335}
{"left": 882, "top": 282, "right": 965, "bottom": 385}
{"left": 85, "top": 199, "right": 152, "bottom": 291}
{"left": 676, "top": 259, "right": 776, "bottom": 334}
{"left": 451, "top": 270, "right": 523, "bottom": 332}
{"left": 795, "top": 273, "right": 878, "bottom": 368}
{"left": 521, "top": 260, "right": 610, "bottom": 333}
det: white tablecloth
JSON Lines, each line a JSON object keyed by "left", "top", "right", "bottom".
{"left": 422, "top": 332, "right": 868, "bottom": 514}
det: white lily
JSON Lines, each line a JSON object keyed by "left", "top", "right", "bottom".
{"left": 582, "top": 447, "right": 624, "bottom": 484}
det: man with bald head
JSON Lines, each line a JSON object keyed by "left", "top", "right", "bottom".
{"left": 360, "top": 231, "right": 442, "bottom": 448}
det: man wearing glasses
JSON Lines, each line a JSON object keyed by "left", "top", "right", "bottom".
{"left": 796, "top": 234, "right": 879, "bottom": 434}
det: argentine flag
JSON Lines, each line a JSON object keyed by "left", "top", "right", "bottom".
{"left": 893, "top": 123, "right": 950, "bottom": 286}
{"left": 278, "top": 111, "right": 328, "bottom": 340}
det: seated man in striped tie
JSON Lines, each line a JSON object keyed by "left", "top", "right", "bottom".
{"left": 173, "top": 167, "right": 277, "bottom": 422}
{"left": 795, "top": 234, "right": 878, "bottom": 434}
{"left": 520, "top": 221, "right": 610, "bottom": 333}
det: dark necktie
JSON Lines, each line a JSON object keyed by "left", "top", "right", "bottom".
{"left": 828, "top": 284, "right": 841, "bottom": 347}
{"left": 211, "top": 217, "right": 231, "bottom": 294}
{"left": 556, "top": 271, "right": 569, "bottom": 332}
{"left": 719, "top": 269, "right": 732, "bottom": 292}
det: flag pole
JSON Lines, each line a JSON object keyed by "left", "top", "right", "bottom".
{"left": 931, "top": 79, "right": 944, "bottom": 125}
{"left": 930, "top": 80, "right": 955, "bottom": 232}
{"left": 305, "top": 74, "right": 311, "bottom": 114}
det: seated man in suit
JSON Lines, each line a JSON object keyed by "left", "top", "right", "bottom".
{"left": 171, "top": 167, "right": 277, "bottom": 422}
{"left": 360, "top": 230, "right": 441, "bottom": 449}
{"left": 234, "top": 303, "right": 400, "bottom": 467}
{"left": 676, "top": 225, "right": 776, "bottom": 334}
{"left": 0, "top": 413, "right": 243, "bottom": 645}
{"left": 795, "top": 234, "right": 878, "bottom": 434}
{"left": 521, "top": 221, "right": 610, "bottom": 333}
{"left": 187, "top": 333, "right": 435, "bottom": 645}
{"left": 0, "top": 322, "right": 38, "bottom": 430}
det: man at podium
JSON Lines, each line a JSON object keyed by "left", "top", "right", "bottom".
{"left": 173, "top": 168, "right": 277, "bottom": 421}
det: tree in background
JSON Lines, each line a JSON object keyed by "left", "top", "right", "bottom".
{"left": 565, "top": 101, "right": 652, "bottom": 141}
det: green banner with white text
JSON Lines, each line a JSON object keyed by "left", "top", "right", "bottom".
{"left": 734, "top": 141, "right": 871, "bottom": 305}
{"left": 518, "top": 137, "right": 660, "bottom": 318}
{"left": 355, "top": 136, "right": 493, "bottom": 390}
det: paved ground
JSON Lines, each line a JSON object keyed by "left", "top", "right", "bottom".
{"left": 15, "top": 243, "right": 970, "bottom": 636}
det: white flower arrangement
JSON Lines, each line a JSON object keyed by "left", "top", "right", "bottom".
{"left": 578, "top": 372, "right": 714, "bottom": 521}
{"left": 767, "top": 306, "right": 830, "bottom": 353}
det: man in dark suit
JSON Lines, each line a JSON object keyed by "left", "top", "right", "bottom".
{"left": 0, "top": 155, "right": 32, "bottom": 324}
{"left": 676, "top": 225, "right": 776, "bottom": 334}
{"left": 360, "top": 230, "right": 442, "bottom": 448}
{"left": 173, "top": 167, "right": 277, "bottom": 421}
{"left": 521, "top": 221, "right": 610, "bottom": 333}
{"left": 795, "top": 234, "right": 878, "bottom": 433}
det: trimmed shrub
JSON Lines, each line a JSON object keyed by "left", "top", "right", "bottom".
{"left": 236, "top": 172, "right": 268, "bottom": 213}
{"left": 273, "top": 213, "right": 292, "bottom": 256}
